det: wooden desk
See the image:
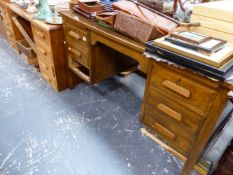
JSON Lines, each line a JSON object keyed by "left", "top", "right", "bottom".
{"left": 0, "top": 5, "right": 232, "bottom": 175}
{"left": 60, "top": 11, "right": 233, "bottom": 175}
{"left": 60, "top": 10, "right": 149, "bottom": 76}
{"left": 0, "top": 1, "right": 69, "bottom": 91}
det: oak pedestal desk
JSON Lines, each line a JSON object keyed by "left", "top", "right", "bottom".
{"left": 0, "top": 4, "right": 232, "bottom": 174}
{"left": 0, "top": 1, "right": 70, "bottom": 91}
{"left": 60, "top": 11, "right": 233, "bottom": 175}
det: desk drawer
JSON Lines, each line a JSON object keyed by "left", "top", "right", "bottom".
{"left": 149, "top": 63, "right": 217, "bottom": 116}
{"left": 32, "top": 26, "right": 50, "bottom": 46}
{"left": 143, "top": 109, "right": 193, "bottom": 156}
{"left": 40, "top": 65, "right": 57, "bottom": 88}
{"left": 38, "top": 59, "right": 56, "bottom": 80}
{"left": 36, "top": 42, "right": 52, "bottom": 64}
{"left": 145, "top": 89, "right": 205, "bottom": 135}
{"left": 64, "top": 23, "right": 89, "bottom": 48}
{"left": 67, "top": 45, "right": 89, "bottom": 68}
{"left": 68, "top": 54, "right": 91, "bottom": 83}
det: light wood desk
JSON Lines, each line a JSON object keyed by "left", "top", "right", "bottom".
{"left": 60, "top": 10, "right": 233, "bottom": 175}
{"left": 0, "top": 1, "right": 70, "bottom": 91}
{"left": 0, "top": 4, "right": 232, "bottom": 174}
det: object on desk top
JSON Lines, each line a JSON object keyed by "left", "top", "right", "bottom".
{"left": 45, "top": 16, "right": 63, "bottom": 24}
{"left": 73, "top": 5, "right": 95, "bottom": 18}
{"left": 170, "top": 31, "right": 211, "bottom": 45}
{"left": 33, "top": 0, "right": 53, "bottom": 20}
{"left": 192, "top": 1, "right": 233, "bottom": 23}
{"left": 114, "top": 11, "right": 163, "bottom": 43}
{"left": 145, "top": 41, "right": 233, "bottom": 81}
{"left": 112, "top": 0, "right": 178, "bottom": 34}
{"left": 95, "top": 10, "right": 117, "bottom": 26}
{"left": 153, "top": 37, "right": 233, "bottom": 68}
{"left": 165, "top": 36, "right": 227, "bottom": 55}
{"left": 77, "top": 0, "right": 104, "bottom": 13}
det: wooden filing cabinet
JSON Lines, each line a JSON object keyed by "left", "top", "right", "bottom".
{"left": 141, "top": 60, "right": 229, "bottom": 174}
{"left": 62, "top": 17, "right": 138, "bottom": 84}
{"left": 32, "top": 24, "right": 69, "bottom": 91}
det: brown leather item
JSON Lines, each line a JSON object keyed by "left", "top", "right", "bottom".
{"left": 137, "top": 0, "right": 164, "bottom": 12}
{"left": 112, "top": 0, "right": 178, "bottom": 34}
{"left": 95, "top": 11, "right": 117, "bottom": 26}
{"left": 77, "top": 1, "right": 104, "bottom": 13}
{"left": 73, "top": 5, "right": 95, "bottom": 18}
{"left": 114, "top": 11, "right": 164, "bottom": 43}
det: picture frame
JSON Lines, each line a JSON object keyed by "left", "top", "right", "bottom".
{"left": 165, "top": 36, "right": 227, "bottom": 54}
{"left": 170, "top": 31, "right": 211, "bottom": 44}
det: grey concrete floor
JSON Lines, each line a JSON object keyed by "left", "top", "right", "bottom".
{"left": 0, "top": 36, "right": 186, "bottom": 175}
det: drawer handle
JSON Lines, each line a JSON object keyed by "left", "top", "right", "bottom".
{"left": 68, "top": 47, "right": 81, "bottom": 58}
{"left": 154, "top": 122, "right": 176, "bottom": 140}
{"left": 162, "top": 80, "right": 191, "bottom": 98}
{"left": 157, "top": 104, "right": 182, "bottom": 122}
{"left": 37, "top": 31, "right": 45, "bottom": 39}
{"left": 68, "top": 31, "right": 81, "bottom": 40}
{"left": 38, "top": 47, "right": 47, "bottom": 56}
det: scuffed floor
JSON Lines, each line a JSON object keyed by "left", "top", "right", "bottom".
{"left": 0, "top": 36, "right": 186, "bottom": 175}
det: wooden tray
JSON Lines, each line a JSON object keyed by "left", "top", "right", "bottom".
{"left": 16, "top": 39, "right": 38, "bottom": 65}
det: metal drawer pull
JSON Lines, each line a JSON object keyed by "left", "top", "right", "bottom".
{"left": 157, "top": 103, "right": 182, "bottom": 122}
{"left": 154, "top": 122, "right": 176, "bottom": 140}
{"left": 162, "top": 80, "right": 191, "bottom": 98}
{"left": 68, "top": 47, "right": 81, "bottom": 58}
{"left": 68, "top": 31, "right": 81, "bottom": 40}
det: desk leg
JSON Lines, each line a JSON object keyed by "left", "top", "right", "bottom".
{"left": 181, "top": 88, "right": 229, "bottom": 175}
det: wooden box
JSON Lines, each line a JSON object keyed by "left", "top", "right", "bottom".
{"left": 114, "top": 11, "right": 163, "bottom": 43}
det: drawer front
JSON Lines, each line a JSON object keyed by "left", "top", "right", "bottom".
{"left": 68, "top": 54, "right": 91, "bottom": 83}
{"left": 40, "top": 65, "right": 57, "bottom": 88}
{"left": 36, "top": 42, "right": 53, "bottom": 64}
{"left": 67, "top": 45, "right": 89, "bottom": 68}
{"left": 38, "top": 59, "right": 56, "bottom": 82}
{"left": 64, "top": 23, "right": 89, "bottom": 48}
{"left": 149, "top": 63, "right": 217, "bottom": 116}
{"left": 145, "top": 89, "right": 205, "bottom": 135}
{"left": 33, "top": 26, "right": 50, "bottom": 46}
{"left": 143, "top": 110, "right": 193, "bottom": 156}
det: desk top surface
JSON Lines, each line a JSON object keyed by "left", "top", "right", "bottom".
{"left": 60, "top": 10, "right": 145, "bottom": 53}
{"left": 0, "top": 1, "right": 62, "bottom": 31}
